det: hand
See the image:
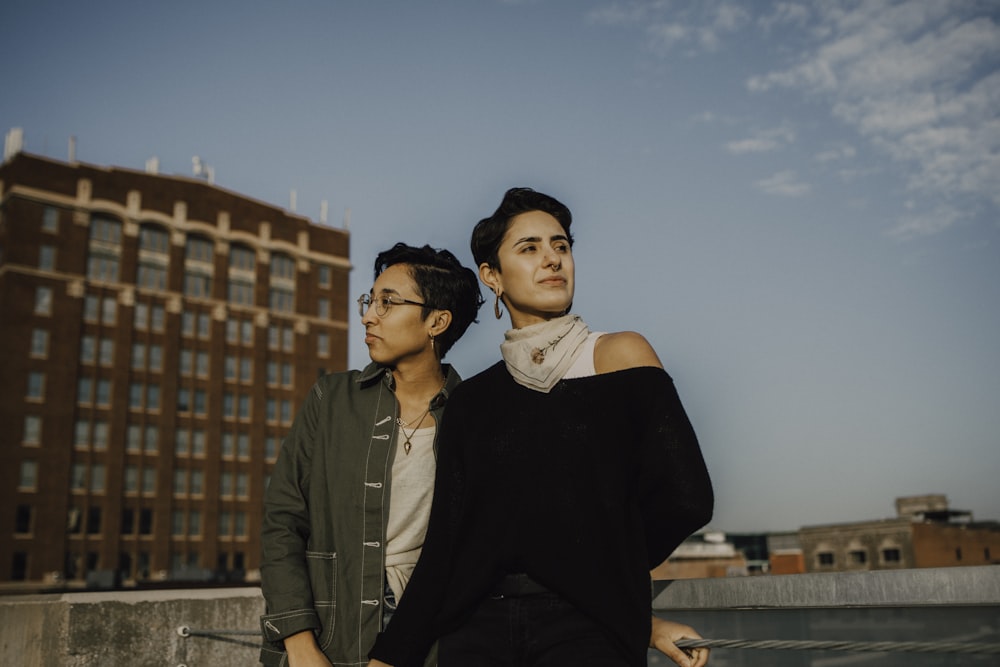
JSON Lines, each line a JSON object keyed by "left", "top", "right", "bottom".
{"left": 650, "top": 616, "right": 709, "bottom": 667}
{"left": 284, "top": 630, "right": 333, "bottom": 667}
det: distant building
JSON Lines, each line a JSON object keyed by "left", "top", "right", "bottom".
{"left": 0, "top": 150, "right": 350, "bottom": 589}
{"left": 799, "top": 494, "right": 1000, "bottom": 573}
{"left": 653, "top": 532, "right": 748, "bottom": 579}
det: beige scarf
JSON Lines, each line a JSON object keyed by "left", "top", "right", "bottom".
{"left": 500, "top": 314, "right": 591, "bottom": 393}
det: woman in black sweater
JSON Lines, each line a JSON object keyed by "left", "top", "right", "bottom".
{"left": 370, "top": 188, "right": 713, "bottom": 667}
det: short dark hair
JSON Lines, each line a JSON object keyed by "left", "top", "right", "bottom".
{"left": 471, "top": 187, "right": 574, "bottom": 269}
{"left": 373, "top": 243, "right": 484, "bottom": 358}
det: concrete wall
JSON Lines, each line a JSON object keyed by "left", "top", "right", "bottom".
{"left": 0, "top": 587, "right": 264, "bottom": 667}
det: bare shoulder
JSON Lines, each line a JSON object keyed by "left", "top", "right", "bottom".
{"left": 594, "top": 331, "right": 664, "bottom": 374}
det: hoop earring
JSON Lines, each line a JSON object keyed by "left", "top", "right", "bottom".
{"left": 494, "top": 292, "right": 503, "bottom": 320}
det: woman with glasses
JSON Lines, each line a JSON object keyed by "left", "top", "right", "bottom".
{"left": 260, "top": 243, "right": 483, "bottom": 667}
{"left": 369, "top": 189, "right": 713, "bottom": 667}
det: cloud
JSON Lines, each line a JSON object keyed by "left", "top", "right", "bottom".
{"left": 887, "top": 203, "right": 966, "bottom": 240}
{"left": 746, "top": 0, "right": 1000, "bottom": 230}
{"left": 755, "top": 170, "right": 812, "bottom": 197}
{"left": 590, "top": 1, "right": 750, "bottom": 54}
{"left": 814, "top": 144, "right": 856, "bottom": 162}
{"left": 726, "top": 125, "right": 796, "bottom": 154}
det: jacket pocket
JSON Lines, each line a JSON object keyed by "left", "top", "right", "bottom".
{"left": 306, "top": 550, "right": 338, "bottom": 650}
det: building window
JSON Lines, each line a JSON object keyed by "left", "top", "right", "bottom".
{"left": 238, "top": 395, "right": 250, "bottom": 420}
{"left": 184, "top": 236, "right": 214, "bottom": 298}
{"left": 173, "top": 470, "right": 187, "bottom": 496}
{"left": 138, "top": 509, "right": 153, "bottom": 535}
{"left": 137, "top": 225, "right": 169, "bottom": 290}
{"left": 222, "top": 433, "right": 235, "bottom": 458}
{"left": 121, "top": 508, "right": 135, "bottom": 535}
{"left": 102, "top": 296, "right": 117, "bottom": 324}
{"left": 124, "top": 465, "right": 138, "bottom": 493}
{"left": 317, "top": 264, "right": 331, "bottom": 287}
{"left": 39, "top": 245, "right": 55, "bottom": 271}
{"left": 99, "top": 339, "right": 114, "bottom": 365}
{"left": 849, "top": 550, "right": 867, "bottom": 565}
{"left": 189, "top": 511, "right": 201, "bottom": 537}
{"left": 93, "top": 421, "right": 108, "bottom": 450}
{"left": 281, "top": 400, "right": 292, "bottom": 424}
{"left": 177, "top": 387, "right": 191, "bottom": 412}
{"left": 23, "top": 415, "right": 42, "bottom": 445}
{"left": 228, "top": 244, "right": 256, "bottom": 306}
{"left": 90, "top": 464, "right": 106, "bottom": 493}
{"left": 882, "top": 548, "right": 901, "bottom": 563}
{"left": 80, "top": 336, "right": 96, "bottom": 364}
{"left": 240, "top": 358, "right": 252, "bottom": 382}
{"left": 193, "top": 389, "right": 207, "bottom": 415}
{"left": 78, "top": 377, "right": 93, "bottom": 404}
{"left": 192, "top": 429, "right": 206, "bottom": 455}
{"left": 265, "top": 436, "right": 279, "bottom": 461}
{"left": 172, "top": 511, "right": 185, "bottom": 536}
{"left": 817, "top": 552, "right": 835, "bottom": 567}
{"left": 95, "top": 379, "right": 111, "bottom": 406}
{"left": 134, "top": 302, "right": 149, "bottom": 330}
{"left": 148, "top": 344, "right": 163, "bottom": 371}
{"left": 35, "top": 286, "right": 52, "bottom": 316}
{"left": 269, "top": 253, "right": 296, "bottom": 313}
{"left": 225, "top": 355, "right": 237, "bottom": 381}
{"left": 71, "top": 463, "right": 87, "bottom": 491}
{"left": 226, "top": 320, "right": 238, "bottom": 343}
{"left": 218, "top": 511, "right": 231, "bottom": 537}
{"left": 176, "top": 429, "right": 190, "bottom": 455}
{"left": 126, "top": 425, "right": 142, "bottom": 452}
{"left": 317, "top": 331, "right": 330, "bottom": 357}
{"left": 283, "top": 327, "right": 294, "bottom": 352}
{"left": 236, "top": 472, "right": 249, "bottom": 497}
{"left": 27, "top": 372, "right": 45, "bottom": 400}
{"left": 317, "top": 297, "right": 330, "bottom": 320}
{"left": 30, "top": 329, "right": 49, "bottom": 357}
{"left": 75, "top": 420, "right": 89, "bottom": 449}
{"left": 241, "top": 320, "right": 253, "bottom": 344}
{"left": 223, "top": 393, "right": 235, "bottom": 419}
{"left": 42, "top": 206, "right": 59, "bottom": 232}
{"left": 151, "top": 304, "right": 165, "bottom": 331}
{"left": 87, "top": 216, "right": 122, "bottom": 282}
{"left": 237, "top": 433, "right": 250, "bottom": 458}
{"left": 147, "top": 384, "right": 160, "bottom": 411}
{"left": 144, "top": 425, "right": 158, "bottom": 453}
{"left": 131, "top": 342, "right": 146, "bottom": 370}
{"left": 142, "top": 469, "right": 156, "bottom": 494}
{"left": 955, "top": 548, "right": 963, "bottom": 562}
{"left": 87, "top": 507, "right": 102, "bottom": 535}
{"left": 15, "top": 505, "right": 33, "bottom": 533}
{"left": 220, "top": 471, "right": 233, "bottom": 496}
{"left": 190, "top": 470, "right": 204, "bottom": 495}
{"left": 19, "top": 460, "right": 38, "bottom": 490}
{"left": 234, "top": 512, "right": 247, "bottom": 537}
{"left": 11, "top": 553, "right": 28, "bottom": 581}
{"left": 196, "top": 351, "right": 209, "bottom": 377}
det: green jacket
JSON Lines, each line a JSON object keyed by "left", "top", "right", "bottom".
{"left": 259, "top": 362, "right": 460, "bottom": 667}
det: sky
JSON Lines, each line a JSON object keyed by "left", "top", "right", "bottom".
{"left": 3, "top": 0, "right": 998, "bottom": 534}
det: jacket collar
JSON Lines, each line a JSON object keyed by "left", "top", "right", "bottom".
{"left": 356, "top": 361, "right": 461, "bottom": 410}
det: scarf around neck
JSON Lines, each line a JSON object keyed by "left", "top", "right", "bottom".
{"left": 500, "top": 314, "right": 591, "bottom": 392}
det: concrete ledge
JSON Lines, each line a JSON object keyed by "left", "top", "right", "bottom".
{"left": 653, "top": 565, "right": 1000, "bottom": 610}
{"left": 0, "top": 587, "right": 264, "bottom": 667}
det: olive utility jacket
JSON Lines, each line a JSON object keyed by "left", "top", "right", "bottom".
{"left": 259, "top": 362, "right": 460, "bottom": 667}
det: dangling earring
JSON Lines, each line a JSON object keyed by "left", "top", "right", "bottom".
{"left": 494, "top": 291, "right": 503, "bottom": 320}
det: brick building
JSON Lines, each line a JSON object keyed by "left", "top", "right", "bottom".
{"left": 0, "top": 150, "right": 350, "bottom": 589}
{"left": 799, "top": 494, "right": 1000, "bottom": 573}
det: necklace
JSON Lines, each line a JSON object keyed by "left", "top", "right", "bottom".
{"left": 395, "top": 376, "right": 446, "bottom": 455}
{"left": 397, "top": 408, "right": 431, "bottom": 455}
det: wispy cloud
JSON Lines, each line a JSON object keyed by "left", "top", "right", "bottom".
{"left": 726, "top": 125, "right": 796, "bottom": 154}
{"left": 746, "top": 0, "right": 1000, "bottom": 237}
{"left": 755, "top": 170, "right": 811, "bottom": 197}
{"left": 814, "top": 144, "right": 856, "bottom": 163}
{"left": 589, "top": 1, "right": 750, "bottom": 55}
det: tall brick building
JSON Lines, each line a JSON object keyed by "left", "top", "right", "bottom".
{"left": 0, "top": 151, "right": 350, "bottom": 589}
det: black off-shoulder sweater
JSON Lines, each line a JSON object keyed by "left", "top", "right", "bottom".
{"left": 370, "top": 362, "right": 713, "bottom": 666}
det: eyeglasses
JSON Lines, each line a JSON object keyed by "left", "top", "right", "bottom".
{"left": 357, "top": 293, "right": 429, "bottom": 317}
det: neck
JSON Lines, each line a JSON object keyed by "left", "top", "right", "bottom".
{"left": 391, "top": 356, "right": 445, "bottom": 393}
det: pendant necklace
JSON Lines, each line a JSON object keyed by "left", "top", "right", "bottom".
{"left": 397, "top": 408, "right": 431, "bottom": 455}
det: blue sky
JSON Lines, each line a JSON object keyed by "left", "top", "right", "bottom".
{"left": 4, "top": 0, "right": 998, "bottom": 533}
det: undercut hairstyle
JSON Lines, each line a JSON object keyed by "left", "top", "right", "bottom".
{"left": 470, "top": 187, "right": 574, "bottom": 270}
{"left": 373, "top": 243, "right": 484, "bottom": 358}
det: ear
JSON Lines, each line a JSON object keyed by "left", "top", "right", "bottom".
{"left": 426, "top": 309, "right": 453, "bottom": 338}
{"left": 479, "top": 262, "right": 501, "bottom": 294}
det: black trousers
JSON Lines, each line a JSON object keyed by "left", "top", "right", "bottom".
{"left": 438, "top": 576, "right": 632, "bottom": 667}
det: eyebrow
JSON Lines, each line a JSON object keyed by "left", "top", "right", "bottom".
{"left": 512, "top": 234, "right": 570, "bottom": 246}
